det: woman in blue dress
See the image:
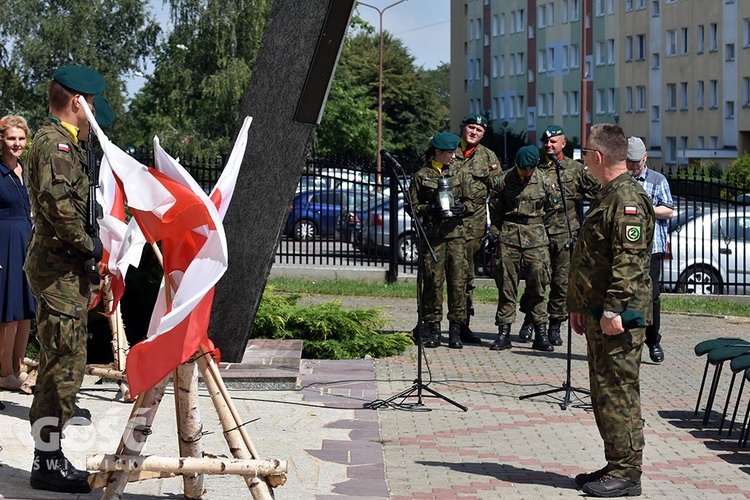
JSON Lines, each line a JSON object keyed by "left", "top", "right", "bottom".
{"left": 0, "top": 115, "right": 35, "bottom": 390}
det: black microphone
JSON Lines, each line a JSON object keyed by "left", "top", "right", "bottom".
{"left": 380, "top": 150, "right": 401, "bottom": 168}
{"left": 549, "top": 154, "right": 563, "bottom": 169}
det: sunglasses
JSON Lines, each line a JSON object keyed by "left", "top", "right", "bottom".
{"left": 581, "top": 148, "right": 601, "bottom": 157}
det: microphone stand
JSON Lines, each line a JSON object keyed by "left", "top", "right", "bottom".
{"left": 364, "top": 152, "right": 468, "bottom": 412}
{"left": 519, "top": 156, "right": 590, "bottom": 410}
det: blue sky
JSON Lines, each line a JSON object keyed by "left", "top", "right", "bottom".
{"left": 127, "top": 0, "right": 449, "bottom": 96}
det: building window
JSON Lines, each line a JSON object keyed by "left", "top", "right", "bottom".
{"left": 492, "top": 15, "right": 498, "bottom": 36}
{"left": 607, "top": 39, "right": 615, "bottom": 64}
{"left": 499, "top": 55, "right": 505, "bottom": 77}
{"left": 636, "top": 86, "right": 646, "bottom": 112}
{"left": 492, "top": 56, "right": 498, "bottom": 78}
{"left": 493, "top": 97, "right": 500, "bottom": 119}
{"left": 652, "top": 0, "right": 660, "bottom": 16}
{"left": 636, "top": 0, "right": 646, "bottom": 9}
{"left": 680, "top": 82, "right": 689, "bottom": 110}
{"left": 637, "top": 35, "right": 647, "bottom": 60}
{"left": 500, "top": 97, "right": 506, "bottom": 119}
{"left": 710, "top": 80, "right": 718, "bottom": 109}
{"left": 538, "top": 50, "right": 547, "bottom": 72}
{"left": 652, "top": 52, "right": 660, "bottom": 69}
{"left": 517, "top": 95, "right": 525, "bottom": 118}
{"left": 726, "top": 101, "right": 735, "bottom": 119}
{"left": 743, "top": 77, "right": 750, "bottom": 107}
{"left": 517, "top": 53, "right": 525, "bottom": 74}
{"left": 563, "top": 91, "right": 569, "bottom": 115}
{"left": 625, "top": 36, "right": 633, "bottom": 61}
{"left": 680, "top": 136, "right": 689, "bottom": 153}
{"left": 625, "top": 0, "right": 633, "bottom": 12}
{"left": 666, "top": 30, "right": 677, "bottom": 57}
{"left": 571, "top": 0, "right": 580, "bottom": 21}
{"left": 626, "top": 87, "right": 633, "bottom": 112}
{"left": 596, "top": 41, "right": 606, "bottom": 66}
{"left": 666, "top": 137, "right": 677, "bottom": 164}
{"left": 562, "top": 45, "right": 569, "bottom": 70}
{"left": 570, "top": 44, "right": 580, "bottom": 68}
{"left": 681, "top": 28, "right": 689, "bottom": 55}
{"left": 710, "top": 23, "right": 718, "bottom": 52}
{"left": 651, "top": 105, "right": 660, "bottom": 122}
{"left": 475, "top": 59, "right": 481, "bottom": 80}
{"left": 744, "top": 18, "right": 750, "bottom": 48}
{"left": 666, "top": 83, "right": 677, "bottom": 111}
{"left": 528, "top": 69, "right": 535, "bottom": 83}
{"left": 500, "top": 14, "right": 506, "bottom": 35}
{"left": 538, "top": 5, "right": 547, "bottom": 28}
{"left": 548, "top": 3, "right": 555, "bottom": 26}
{"left": 517, "top": 9, "right": 525, "bottom": 32}
{"left": 548, "top": 47, "right": 555, "bottom": 72}
{"left": 549, "top": 92, "right": 555, "bottom": 115}
{"left": 538, "top": 93, "right": 546, "bottom": 116}
{"left": 562, "top": 0, "right": 569, "bottom": 23}
{"left": 726, "top": 43, "right": 736, "bottom": 62}
{"left": 608, "top": 88, "right": 615, "bottom": 113}
{"left": 698, "top": 136, "right": 705, "bottom": 149}
{"left": 697, "top": 80, "right": 705, "bottom": 109}
{"left": 697, "top": 25, "right": 705, "bottom": 53}
{"left": 607, "top": 0, "right": 615, "bottom": 14}
{"left": 596, "top": 88, "right": 605, "bottom": 114}
{"left": 484, "top": 74, "right": 490, "bottom": 87}
{"left": 710, "top": 136, "right": 719, "bottom": 149}
{"left": 509, "top": 96, "right": 516, "bottom": 118}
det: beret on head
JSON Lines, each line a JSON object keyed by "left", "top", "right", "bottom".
{"left": 515, "top": 145, "right": 540, "bottom": 170}
{"left": 461, "top": 113, "right": 488, "bottom": 129}
{"left": 94, "top": 95, "right": 114, "bottom": 128}
{"left": 627, "top": 136, "right": 647, "bottom": 161}
{"left": 431, "top": 132, "right": 461, "bottom": 151}
{"left": 52, "top": 65, "right": 106, "bottom": 95}
{"left": 542, "top": 124, "right": 565, "bottom": 140}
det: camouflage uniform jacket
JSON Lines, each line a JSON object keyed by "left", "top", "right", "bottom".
{"left": 453, "top": 144, "right": 499, "bottom": 239}
{"left": 539, "top": 154, "right": 600, "bottom": 235}
{"left": 489, "top": 167, "right": 558, "bottom": 249}
{"left": 408, "top": 161, "right": 464, "bottom": 240}
{"left": 568, "top": 172, "right": 655, "bottom": 318}
{"left": 24, "top": 117, "right": 96, "bottom": 285}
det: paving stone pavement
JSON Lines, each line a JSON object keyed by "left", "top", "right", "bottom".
{"left": 0, "top": 295, "right": 749, "bottom": 499}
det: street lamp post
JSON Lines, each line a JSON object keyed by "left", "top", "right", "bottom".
{"left": 357, "top": 0, "right": 408, "bottom": 180}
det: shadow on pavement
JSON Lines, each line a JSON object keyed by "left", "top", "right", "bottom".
{"left": 416, "top": 460, "right": 579, "bottom": 489}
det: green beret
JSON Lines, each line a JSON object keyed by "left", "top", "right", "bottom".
{"left": 515, "top": 145, "right": 540, "bottom": 170}
{"left": 431, "top": 132, "right": 461, "bottom": 151}
{"left": 52, "top": 65, "right": 106, "bottom": 95}
{"left": 461, "top": 113, "right": 488, "bottom": 129}
{"left": 94, "top": 95, "right": 114, "bottom": 128}
{"left": 542, "top": 124, "right": 565, "bottom": 140}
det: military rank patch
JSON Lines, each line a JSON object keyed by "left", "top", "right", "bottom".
{"left": 57, "top": 143, "right": 69, "bottom": 153}
{"left": 624, "top": 206, "right": 638, "bottom": 215}
{"left": 626, "top": 225, "right": 642, "bottom": 242}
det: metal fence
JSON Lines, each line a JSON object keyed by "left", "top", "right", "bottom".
{"left": 131, "top": 149, "right": 750, "bottom": 295}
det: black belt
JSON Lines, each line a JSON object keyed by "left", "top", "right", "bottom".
{"left": 504, "top": 215, "right": 543, "bottom": 224}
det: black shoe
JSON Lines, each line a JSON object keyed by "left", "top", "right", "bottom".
{"left": 448, "top": 323, "right": 463, "bottom": 349}
{"left": 532, "top": 323, "right": 554, "bottom": 352}
{"left": 518, "top": 318, "right": 533, "bottom": 342}
{"left": 30, "top": 449, "right": 92, "bottom": 494}
{"left": 575, "top": 466, "right": 609, "bottom": 488}
{"left": 582, "top": 474, "right": 642, "bottom": 497}
{"left": 649, "top": 343, "right": 664, "bottom": 363}
{"left": 548, "top": 320, "right": 563, "bottom": 346}
{"left": 424, "top": 322, "right": 441, "bottom": 348}
{"left": 459, "top": 323, "right": 482, "bottom": 344}
{"left": 70, "top": 405, "right": 92, "bottom": 426}
{"left": 490, "top": 324, "right": 512, "bottom": 351}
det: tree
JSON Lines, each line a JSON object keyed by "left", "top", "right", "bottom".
{"left": 128, "top": 0, "right": 271, "bottom": 156}
{"left": 0, "top": 0, "right": 159, "bottom": 143}
{"left": 315, "top": 26, "right": 446, "bottom": 170}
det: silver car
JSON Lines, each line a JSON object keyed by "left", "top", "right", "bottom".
{"left": 662, "top": 208, "right": 750, "bottom": 294}
{"left": 356, "top": 193, "right": 419, "bottom": 264}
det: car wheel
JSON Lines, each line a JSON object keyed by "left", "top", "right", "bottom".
{"left": 679, "top": 265, "right": 723, "bottom": 295}
{"left": 293, "top": 220, "right": 316, "bottom": 241}
{"left": 398, "top": 233, "right": 419, "bottom": 264}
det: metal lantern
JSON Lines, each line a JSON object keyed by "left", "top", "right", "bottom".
{"left": 437, "top": 177, "right": 454, "bottom": 217}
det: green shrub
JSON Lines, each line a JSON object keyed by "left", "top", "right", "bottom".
{"left": 252, "top": 289, "right": 413, "bottom": 359}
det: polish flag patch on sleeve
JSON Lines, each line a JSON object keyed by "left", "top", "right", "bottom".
{"left": 624, "top": 206, "right": 638, "bottom": 215}
{"left": 57, "top": 143, "right": 70, "bottom": 153}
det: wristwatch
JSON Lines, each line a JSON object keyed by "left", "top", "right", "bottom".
{"left": 603, "top": 310, "right": 620, "bottom": 319}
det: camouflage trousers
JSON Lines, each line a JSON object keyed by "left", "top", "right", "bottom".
{"left": 583, "top": 312, "right": 645, "bottom": 483}
{"left": 464, "top": 236, "right": 483, "bottom": 318}
{"left": 422, "top": 236, "right": 468, "bottom": 324}
{"left": 519, "top": 232, "right": 573, "bottom": 322}
{"left": 494, "top": 242, "right": 550, "bottom": 325}
{"left": 28, "top": 271, "right": 90, "bottom": 448}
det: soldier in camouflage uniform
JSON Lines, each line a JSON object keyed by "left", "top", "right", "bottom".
{"left": 488, "top": 145, "right": 559, "bottom": 352}
{"left": 24, "top": 65, "right": 106, "bottom": 494}
{"left": 568, "top": 124, "right": 654, "bottom": 498}
{"left": 407, "top": 132, "right": 468, "bottom": 349}
{"left": 518, "top": 125, "right": 600, "bottom": 346}
{"left": 453, "top": 114, "right": 499, "bottom": 344}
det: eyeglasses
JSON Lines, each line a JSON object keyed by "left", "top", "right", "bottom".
{"left": 580, "top": 148, "right": 601, "bottom": 157}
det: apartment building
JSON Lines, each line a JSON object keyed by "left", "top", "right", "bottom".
{"left": 450, "top": 0, "right": 750, "bottom": 169}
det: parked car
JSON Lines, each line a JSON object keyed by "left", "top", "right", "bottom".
{"left": 337, "top": 192, "right": 384, "bottom": 243}
{"left": 357, "top": 193, "right": 419, "bottom": 264}
{"left": 295, "top": 175, "right": 331, "bottom": 193}
{"left": 285, "top": 190, "right": 366, "bottom": 241}
{"left": 662, "top": 209, "right": 750, "bottom": 294}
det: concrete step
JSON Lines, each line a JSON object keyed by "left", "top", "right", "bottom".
{"left": 216, "top": 339, "right": 302, "bottom": 391}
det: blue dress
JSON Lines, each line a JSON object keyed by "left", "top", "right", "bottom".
{"left": 0, "top": 160, "right": 36, "bottom": 321}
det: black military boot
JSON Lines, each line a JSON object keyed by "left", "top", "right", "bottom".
{"left": 518, "top": 316, "right": 533, "bottom": 342}
{"left": 459, "top": 321, "right": 482, "bottom": 344}
{"left": 548, "top": 319, "right": 564, "bottom": 347}
{"left": 532, "top": 323, "right": 554, "bottom": 352}
{"left": 30, "top": 448, "right": 91, "bottom": 494}
{"left": 490, "top": 324, "right": 512, "bottom": 351}
{"left": 448, "top": 322, "right": 464, "bottom": 349}
{"left": 424, "top": 322, "right": 441, "bottom": 348}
